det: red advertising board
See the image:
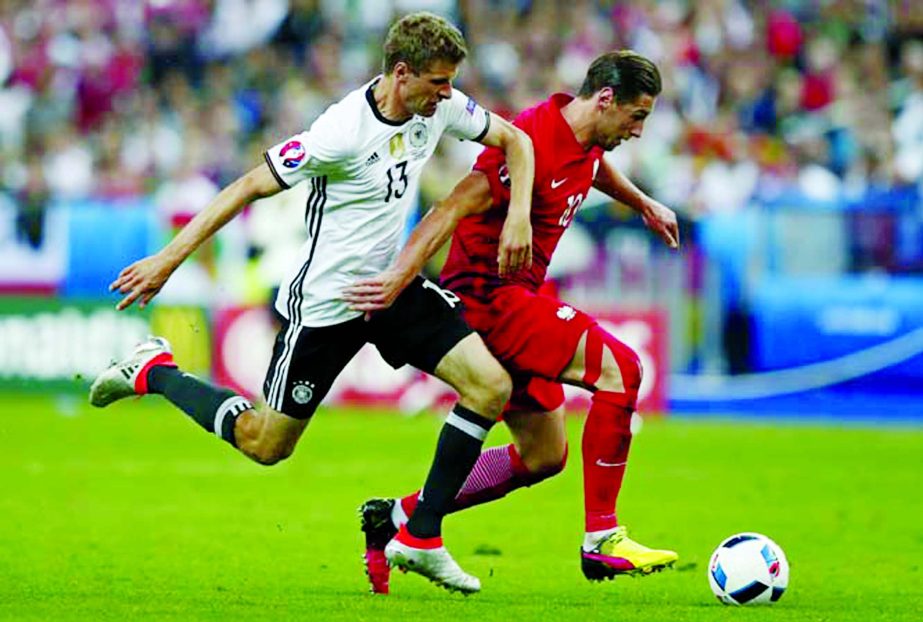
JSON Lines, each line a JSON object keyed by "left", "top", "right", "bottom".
{"left": 213, "top": 306, "right": 668, "bottom": 414}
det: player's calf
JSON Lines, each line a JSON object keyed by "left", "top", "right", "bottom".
{"left": 233, "top": 408, "right": 306, "bottom": 465}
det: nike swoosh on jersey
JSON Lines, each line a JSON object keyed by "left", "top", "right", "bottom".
{"left": 550, "top": 178, "right": 567, "bottom": 189}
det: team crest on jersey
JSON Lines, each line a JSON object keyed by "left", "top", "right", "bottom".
{"left": 291, "top": 380, "right": 315, "bottom": 405}
{"left": 389, "top": 133, "right": 406, "bottom": 159}
{"left": 408, "top": 121, "right": 428, "bottom": 148}
{"left": 557, "top": 305, "right": 576, "bottom": 321}
{"left": 279, "top": 140, "right": 306, "bottom": 169}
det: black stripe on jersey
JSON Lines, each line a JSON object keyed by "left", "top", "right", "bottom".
{"left": 269, "top": 176, "right": 327, "bottom": 408}
{"left": 263, "top": 151, "right": 290, "bottom": 189}
{"left": 473, "top": 110, "right": 491, "bottom": 142}
{"left": 287, "top": 175, "right": 328, "bottom": 324}
{"left": 306, "top": 177, "right": 321, "bottom": 235}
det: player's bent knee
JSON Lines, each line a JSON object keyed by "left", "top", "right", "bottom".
{"left": 522, "top": 442, "right": 567, "bottom": 485}
{"left": 592, "top": 327, "right": 643, "bottom": 397}
{"left": 457, "top": 359, "right": 511, "bottom": 418}
{"left": 539, "top": 441, "right": 568, "bottom": 475}
{"left": 477, "top": 363, "right": 513, "bottom": 416}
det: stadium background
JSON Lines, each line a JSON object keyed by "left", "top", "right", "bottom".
{"left": 1, "top": 1, "right": 922, "bottom": 620}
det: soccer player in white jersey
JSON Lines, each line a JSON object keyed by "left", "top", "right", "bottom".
{"left": 89, "top": 12, "right": 535, "bottom": 595}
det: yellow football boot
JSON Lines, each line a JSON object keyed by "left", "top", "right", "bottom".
{"left": 581, "top": 526, "right": 678, "bottom": 580}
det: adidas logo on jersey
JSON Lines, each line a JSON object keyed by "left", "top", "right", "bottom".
{"left": 365, "top": 152, "right": 380, "bottom": 167}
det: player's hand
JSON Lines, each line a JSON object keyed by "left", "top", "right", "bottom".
{"left": 343, "top": 269, "right": 412, "bottom": 314}
{"left": 498, "top": 212, "right": 532, "bottom": 276}
{"left": 109, "top": 253, "right": 177, "bottom": 310}
{"left": 641, "top": 200, "right": 680, "bottom": 249}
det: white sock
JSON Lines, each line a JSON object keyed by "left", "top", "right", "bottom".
{"left": 390, "top": 498, "right": 408, "bottom": 529}
{"left": 582, "top": 527, "right": 619, "bottom": 552}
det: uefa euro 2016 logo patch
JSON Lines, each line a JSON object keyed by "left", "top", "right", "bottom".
{"left": 466, "top": 96, "right": 477, "bottom": 115}
{"left": 279, "top": 140, "right": 306, "bottom": 169}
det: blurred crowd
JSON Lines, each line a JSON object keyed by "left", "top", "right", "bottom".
{"left": 1, "top": 0, "right": 922, "bottom": 263}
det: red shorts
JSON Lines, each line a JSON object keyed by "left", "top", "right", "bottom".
{"left": 460, "top": 285, "right": 596, "bottom": 414}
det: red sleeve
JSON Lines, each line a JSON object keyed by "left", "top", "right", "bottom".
{"left": 471, "top": 145, "right": 511, "bottom": 208}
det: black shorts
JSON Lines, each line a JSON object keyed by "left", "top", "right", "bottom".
{"left": 262, "top": 276, "right": 473, "bottom": 419}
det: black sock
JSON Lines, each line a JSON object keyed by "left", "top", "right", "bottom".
{"left": 148, "top": 366, "right": 252, "bottom": 447}
{"left": 406, "top": 404, "right": 495, "bottom": 539}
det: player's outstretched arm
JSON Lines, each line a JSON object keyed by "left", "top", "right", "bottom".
{"left": 343, "top": 171, "right": 493, "bottom": 313}
{"left": 476, "top": 113, "right": 534, "bottom": 275}
{"left": 593, "top": 157, "right": 679, "bottom": 249}
{"left": 110, "top": 162, "right": 283, "bottom": 310}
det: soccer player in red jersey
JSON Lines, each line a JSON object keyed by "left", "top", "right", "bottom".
{"left": 344, "top": 50, "right": 680, "bottom": 592}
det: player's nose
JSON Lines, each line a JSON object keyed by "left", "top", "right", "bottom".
{"left": 631, "top": 120, "right": 646, "bottom": 138}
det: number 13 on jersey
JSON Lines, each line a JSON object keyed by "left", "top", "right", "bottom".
{"left": 385, "top": 161, "right": 408, "bottom": 202}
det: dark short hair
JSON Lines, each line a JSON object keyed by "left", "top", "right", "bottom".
{"left": 382, "top": 12, "right": 468, "bottom": 75}
{"left": 577, "top": 50, "right": 662, "bottom": 103}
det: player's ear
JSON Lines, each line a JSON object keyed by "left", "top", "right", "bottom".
{"left": 391, "top": 60, "right": 410, "bottom": 81}
{"left": 597, "top": 87, "right": 615, "bottom": 110}
{"left": 393, "top": 61, "right": 412, "bottom": 82}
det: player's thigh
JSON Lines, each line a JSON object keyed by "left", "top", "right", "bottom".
{"left": 370, "top": 276, "right": 510, "bottom": 401}
{"left": 504, "top": 406, "right": 567, "bottom": 470}
{"left": 482, "top": 287, "right": 595, "bottom": 380}
{"left": 433, "top": 332, "right": 510, "bottom": 401}
{"left": 263, "top": 317, "right": 367, "bottom": 419}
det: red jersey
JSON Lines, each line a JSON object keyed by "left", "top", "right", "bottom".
{"left": 441, "top": 93, "right": 604, "bottom": 296}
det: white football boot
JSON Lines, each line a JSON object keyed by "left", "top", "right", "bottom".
{"left": 89, "top": 336, "right": 175, "bottom": 407}
{"left": 385, "top": 530, "right": 481, "bottom": 595}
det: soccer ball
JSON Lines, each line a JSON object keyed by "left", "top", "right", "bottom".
{"left": 708, "top": 533, "right": 789, "bottom": 605}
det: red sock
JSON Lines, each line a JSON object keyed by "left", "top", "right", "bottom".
{"left": 582, "top": 390, "right": 633, "bottom": 532}
{"left": 399, "top": 443, "right": 564, "bottom": 518}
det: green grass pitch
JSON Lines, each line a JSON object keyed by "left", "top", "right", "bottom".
{"left": 0, "top": 393, "right": 920, "bottom": 621}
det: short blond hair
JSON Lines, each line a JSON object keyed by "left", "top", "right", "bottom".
{"left": 382, "top": 12, "right": 467, "bottom": 75}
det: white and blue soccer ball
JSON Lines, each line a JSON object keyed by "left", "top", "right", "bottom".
{"left": 708, "top": 532, "right": 789, "bottom": 605}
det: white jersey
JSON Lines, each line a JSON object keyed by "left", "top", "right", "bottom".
{"left": 264, "top": 78, "right": 491, "bottom": 327}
